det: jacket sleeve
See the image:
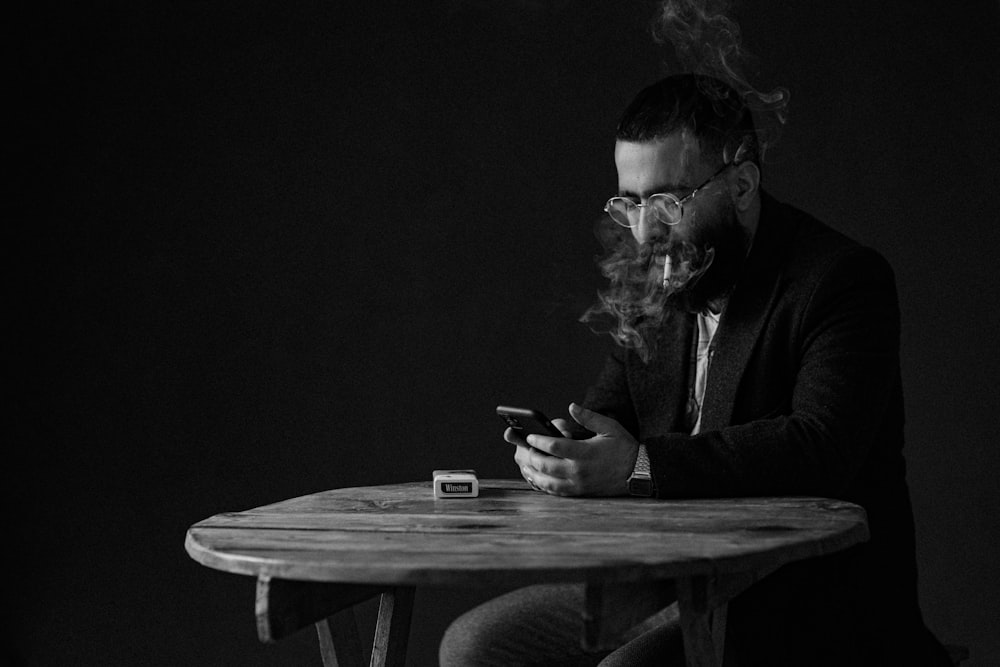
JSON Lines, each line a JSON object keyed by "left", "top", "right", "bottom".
{"left": 583, "top": 344, "right": 641, "bottom": 438}
{"left": 644, "top": 247, "right": 902, "bottom": 499}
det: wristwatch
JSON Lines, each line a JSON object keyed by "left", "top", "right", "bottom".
{"left": 627, "top": 443, "right": 655, "bottom": 497}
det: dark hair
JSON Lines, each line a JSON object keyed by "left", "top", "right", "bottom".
{"left": 616, "top": 74, "right": 759, "bottom": 169}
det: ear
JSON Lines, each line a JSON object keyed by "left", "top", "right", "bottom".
{"left": 730, "top": 161, "right": 760, "bottom": 212}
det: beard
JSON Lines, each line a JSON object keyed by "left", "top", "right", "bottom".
{"left": 581, "top": 195, "right": 751, "bottom": 361}
{"left": 663, "top": 196, "right": 750, "bottom": 313}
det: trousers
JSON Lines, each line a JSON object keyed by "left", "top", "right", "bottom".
{"left": 439, "top": 571, "right": 954, "bottom": 667}
{"left": 438, "top": 583, "right": 685, "bottom": 667}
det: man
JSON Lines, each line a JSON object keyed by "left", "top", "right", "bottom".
{"left": 440, "top": 74, "right": 949, "bottom": 665}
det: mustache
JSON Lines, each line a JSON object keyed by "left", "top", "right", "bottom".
{"left": 580, "top": 228, "right": 716, "bottom": 362}
{"left": 638, "top": 240, "right": 715, "bottom": 291}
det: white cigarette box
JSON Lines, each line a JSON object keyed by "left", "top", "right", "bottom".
{"left": 433, "top": 469, "right": 479, "bottom": 499}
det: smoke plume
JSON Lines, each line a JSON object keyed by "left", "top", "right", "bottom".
{"left": 580, "top": 1, "right": 786, "bottom": 361}
{"left": 653, "top": 0, "right": 789, "bottom": 152}
{"left": 581, "top": 225, "right": 716, "bottom": 361}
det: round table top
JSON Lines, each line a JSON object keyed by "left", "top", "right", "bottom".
{"left": 185, "top": 479, "right": 869, "bottom": 586}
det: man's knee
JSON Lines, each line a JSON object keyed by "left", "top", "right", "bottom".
{"left": 439, "top": 584, "right": 589, "bottom": 667}
{"left": 439, "top": 608, "right": 494, "bottom": 667}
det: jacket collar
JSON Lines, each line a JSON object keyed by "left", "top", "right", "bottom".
{"left": 697, "top": 191, "right": 791, "bottom": 431}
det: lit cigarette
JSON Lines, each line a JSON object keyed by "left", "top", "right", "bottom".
{"left": 662, "top": 255, "right": 672, "bottom": 288}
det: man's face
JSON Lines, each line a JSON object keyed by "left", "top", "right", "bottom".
{"left": 612, "top": 133, "right": 749, "bottom": 312}
{"left": 614, "top": 133, "right": 710, "bottom": 246}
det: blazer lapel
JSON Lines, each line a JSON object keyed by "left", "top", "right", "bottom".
{"left": 698, "top": 194, "right": 788, "bottom": 432}
{"left": 634, "top": 310, "right": 695, "bottom": 438}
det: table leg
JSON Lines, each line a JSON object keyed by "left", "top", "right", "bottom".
{"left": 371, "top": 586, "right": 415, "bottom": 667}
{"left": 256, "top": 576, "right": 385, "bottom": 643}
{"left": 677, "top": 576, "right": 727, "bottom": 667}
{"left": 676, "top": 565, "right": 783, "bottom": 667}
{"left": 317, "top": 608, "right": 364, "bottom": 667}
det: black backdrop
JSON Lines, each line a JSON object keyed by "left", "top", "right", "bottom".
{"left": 19, "top": 2, "right": 999, "bottom": 665}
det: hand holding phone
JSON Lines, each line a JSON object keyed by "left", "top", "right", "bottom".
{"left": 496, "top": 406, "right": 562, "bottom": 448}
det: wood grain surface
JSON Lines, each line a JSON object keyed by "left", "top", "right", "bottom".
{"left": 185, "top": 479, "right": 869, "bottom": 587}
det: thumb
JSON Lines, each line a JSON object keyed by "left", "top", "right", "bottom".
{"left": 568, "top": 403, "right": 623, "bottom": 437}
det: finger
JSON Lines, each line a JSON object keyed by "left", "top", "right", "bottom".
{"left": 551, "top": 418, "right": 592, "bottom": 439}
{"left": 524, "top": 466, "right": 579, "bottom": 497}
{"left": 524, "top": 433, "right": 581, "bottom": 458}
{"left": 568, "top": 403, "right": 626, "bottom": 437}
{"left": 525, "top": 446, "right": 577, "bottom": 480}
{"left": 522, "top": 464, "right": 543, "bottom": 485}
{"left": 518, "top": 457, "right": 551, "bottom": 492}
{"left": 551, "top": 418, "right": 575, "bottom": 437}
{"left": 504, "top": 427, "right": 528, "bottom": 447}
{"left": 519, "top": 464, "right": 573, "bottom": 496}
{"left": 513, "top": 443, "right": 535, "bottom": 468}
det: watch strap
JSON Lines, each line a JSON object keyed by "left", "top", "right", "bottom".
{"left": 627, "top": 443, "right": 655, "bottom": 496}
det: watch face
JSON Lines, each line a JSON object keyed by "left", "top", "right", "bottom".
{"left": 628, "top": 476, "right": 654, "bottom": 497}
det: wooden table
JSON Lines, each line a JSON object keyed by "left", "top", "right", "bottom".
{"left": 185, "top": 479, "right": 868, "bottom": 667}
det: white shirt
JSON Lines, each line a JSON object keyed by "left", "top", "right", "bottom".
{"left": 691, "top": 307, "right": 722, "bottom": 435}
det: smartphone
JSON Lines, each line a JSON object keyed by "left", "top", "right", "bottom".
{"left": 496, "top": 405, "right": 563, "bottom": 441}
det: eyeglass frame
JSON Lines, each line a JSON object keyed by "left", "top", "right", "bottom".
{"left": 603, "top": 161, "right": 734, "bottom": 229}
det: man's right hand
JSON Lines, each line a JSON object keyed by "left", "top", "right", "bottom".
{"left": 509, "top": 403, "right": 639, "bottom": 497}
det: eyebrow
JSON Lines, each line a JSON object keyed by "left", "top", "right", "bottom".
{"left": 618, "top": 183, "right": 688, "bottom": 198}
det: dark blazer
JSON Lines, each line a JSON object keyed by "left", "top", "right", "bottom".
{"left": 584, "top": 193, "right": 948, "bottom": 665}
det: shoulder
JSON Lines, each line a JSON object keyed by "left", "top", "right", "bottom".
{"left": 761, "top": 194, "right": 896, "bottom": 292}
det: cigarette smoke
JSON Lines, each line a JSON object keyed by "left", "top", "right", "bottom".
{"left": 653, "top": 0, "right": 789, "bottom": 157}
{"left": 580, "top": 218, "right": 717, "bottom": 362}
{"left": 580, "top": 1, "right": 785, "bottom": 361}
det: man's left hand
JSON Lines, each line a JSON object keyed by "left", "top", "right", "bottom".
{"left": 510, "top": 403, "right": 640, "bottom": 496}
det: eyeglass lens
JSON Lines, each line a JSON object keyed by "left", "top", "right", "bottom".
{"left": 607, "top": 195, "right": 681, "bottom": 228}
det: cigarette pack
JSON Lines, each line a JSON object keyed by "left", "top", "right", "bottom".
{"left": 433, "top": 469, "right": 479, "bottom": 499}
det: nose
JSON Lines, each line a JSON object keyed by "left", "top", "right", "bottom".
{"left": 633, "top": 205, "right": 666, "bottom": 245}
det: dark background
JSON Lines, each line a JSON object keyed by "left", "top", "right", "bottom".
{"left": 18, "top": 1, "right": 999, "bottom": 665}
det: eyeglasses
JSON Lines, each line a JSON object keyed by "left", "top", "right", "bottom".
{"left": 603, "top": 162, "right": 733, "bottom": 229}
